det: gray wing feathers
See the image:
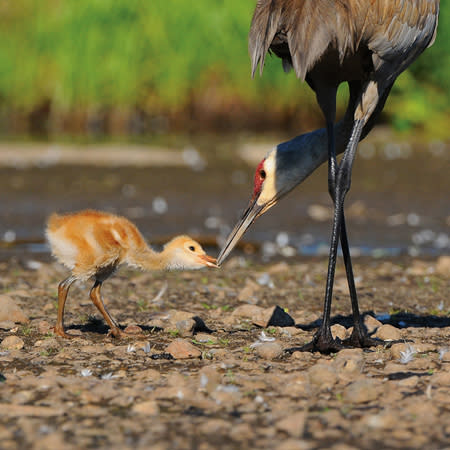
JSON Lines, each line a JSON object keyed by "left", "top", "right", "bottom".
{"left": 368, "top": 1, "right": 439, "bottom": 58}
{"left": 249, "top": 0, "right": 439, "bottom": 80}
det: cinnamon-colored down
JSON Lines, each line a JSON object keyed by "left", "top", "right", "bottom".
{"left": 46, "top": 210, "right": 217, "bottom": 338}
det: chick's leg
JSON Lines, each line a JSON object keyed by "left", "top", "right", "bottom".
{"left": 54, "top": 276, "right": 77, "bottom": 338}
{"left": 89, "top": 280, "right": 127, "bottom": 338}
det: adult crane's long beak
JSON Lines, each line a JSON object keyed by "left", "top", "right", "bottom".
{"left": 217, "top": 197, "right": 265, "bottom": 266}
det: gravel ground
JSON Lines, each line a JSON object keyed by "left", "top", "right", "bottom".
{"left": 1, "top": 255, "right": 449, "bottom": 449}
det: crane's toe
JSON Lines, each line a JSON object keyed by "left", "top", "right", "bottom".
{"left": 286, "top": 332, "right": 346, "bottom": 355}
{"left": 54, "top": 327, "right": 78, "bottom": 339}
{"left": 343, "top": 331, "right": 387, "bottom": 349}
{"left": 107, "top": 327, "right": 144, "bottom": 339}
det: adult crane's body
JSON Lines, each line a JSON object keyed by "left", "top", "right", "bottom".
{"left": 218, "top": 0, "right": 439, "bottom": 352}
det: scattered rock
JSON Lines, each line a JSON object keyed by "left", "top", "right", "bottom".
{"left": 388, "top": 343, "right": 405, "bottom": 360}
{"left": 36, "top": 320, "right": 52, "bottom": 335}
{"left": 166, "top": 309, "right": 194, "bottom": 325}
{"left": 363, "top": 315, "right": 382, "bottom": 334}
{"left": 237, "top": 278, "right": 260, "bottom": 302}
{"left": 431, "top": 371, "right": 450, "bottom": 387}
{"left": 194, "top": 333, "right": 218, "bottom": 344}
{"left": 34, "top": 338, "right": 59, "bottom": 349}
{"left": 198, "top": 418, "right": 231, "bottom": 435}
{"left": 210, "top": 384, "right": 242, "bottom": 406}
{"left": 438, "top": 348, "right": 450, "bottom": 362}
{"left": 123, "top": 324, "right": 143, "bottom": 334}
{"left": 277, "top": 439, "right": 311, "bottom": 450}
{"left": 166, "top": 339, "right": 201, "bottom": 359}
{"left": 229, "top": 423, "right": 254, "bottom": 442}
{"left": 383, "top": 362, "right": 407, "bottom": 374}
{"left": 0, "top": 321, "right": 16, "bottom": 331}
{"left": 333, "top": 349, "right": 364, "bottom": 376}
{"left": 308, "top": 364, "right": 337, "bottom": 390}
{"left": 0, "top": 295, "right": 29, "bottom": 324}
{"left": 364, "top": 411, "right": 398, "bottom": 430}
{"left": 343, "top": 379, "right": 381, "bottom": 403}
{"left": 233, "top": 304, "right": 294, "bottom": 328}
{"left": 282, "top": 326, "right": 304, "bottom": 337}
{"left": 397, "top": 376, "right": 419, "bottom": 388}
{"left": 390, "top": 342, "right": 435, "bottom": 360}
{"left": 33, "top": 432, "right": 70, "bottom": 450}
{"left": 132, "top": 400, "right": 159, "bottom": 415}
{"left": 435, "top": 255, "right": 450, "bottom": 276}
{"left": 232, "top": 304, "right": 262, "bottom": 321}
{"left": 0, "top": 404, "right": 64, "bottom": 417}
{"left": 267, "top": 262, "right": 290, "bottom": 274}
{"left": 176, "top": 319, "right": 196, "bottom": 337}
{"left": 254, "top": 342, "right": 283, "bottom": 359}
{"left": 205, "top": 348, "right": 229, "bottom": 360}
{"left": 198, "top": 366, "right": 222, "bottom": 393}
{"left": 165, "top": 310, "right": 210, "bottom": 333}
{"left": 276, "top": 411, "right": 306, "bottom": 438}
{"left": 330, "top": 324, "right": 347, "bottom": 340}
{"left": 1, "top": 335, "right": 24, "bottom": 350}
{"left": 0, "top": 253, "right": 448, "bottom": 449}
{"left": 374, "top": 324, "right": 401, "bottom": 341}
{"left": 133, "top": 368, "right": 162, "bottom": 382}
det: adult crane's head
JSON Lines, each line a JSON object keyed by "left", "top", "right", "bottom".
{"left": 217, "top": 133, "right": 326, "bottom": 265}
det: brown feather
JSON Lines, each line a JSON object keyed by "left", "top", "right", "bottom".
{"left": 249, "top": 0, "right": 439, "bottom": 82}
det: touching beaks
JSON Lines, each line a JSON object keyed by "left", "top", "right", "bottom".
{"left": 199, "top": 254, "right": 219, "bottom": 268}
{"left": 217, "top": 197, "right": 266, "bottom": 266}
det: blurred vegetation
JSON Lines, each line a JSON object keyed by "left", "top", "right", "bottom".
{"left": 0, "top": 0, "right": 448, "bottom": 136}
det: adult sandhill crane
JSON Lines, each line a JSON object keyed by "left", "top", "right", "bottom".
{"left": 218, "top": 0, "right": 439, "bottom": 352}
{"left": 47, "top": 210, "right": 217, "bottom": 338}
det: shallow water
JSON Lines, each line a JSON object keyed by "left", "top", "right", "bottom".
{"left": 0, "top": 133, "right": 448, "bottom": 262}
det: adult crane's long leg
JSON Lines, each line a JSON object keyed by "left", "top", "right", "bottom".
{"left": 303, "top": 80, "right": 381, "bottom": 353}
{"left": 294, "top": 85, "right": 361, "bottom": 351}
{"left": 309, "top": 118, "right": 365, "bottom": 352}
{"left": 327, "top": 85, "right": 381, "bottom": 348}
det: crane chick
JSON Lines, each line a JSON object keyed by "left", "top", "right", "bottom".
{"left": 46, "top": 210, "right": 217, "bottom": 338}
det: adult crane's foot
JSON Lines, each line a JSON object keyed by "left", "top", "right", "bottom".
{"left": 344, "top": 324, "right": 386, "bottom": 348}
{"left": 344, "top": 331, "right": 384, "bottom": 348}
{"left": 285, "top": 329, "right": 346, "bottom": 354}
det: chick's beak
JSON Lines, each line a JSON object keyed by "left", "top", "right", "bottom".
{"left": 217, "top": 197, "right": 265, "bottom": 266}
{"left": 199, "top": 254, "right": 219, "bottom": 268}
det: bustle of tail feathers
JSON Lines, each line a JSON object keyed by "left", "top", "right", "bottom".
{"left": 249, "top": 0, "right": 347, "bottom": 81}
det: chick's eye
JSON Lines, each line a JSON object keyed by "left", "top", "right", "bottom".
{"left": 189, "top": 246, "right": 195, "bottom": 252}
{"left": 259, "top": 169, "right": 266, "bottom": 180}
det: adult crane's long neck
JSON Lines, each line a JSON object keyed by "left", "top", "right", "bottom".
{"left": 274, "top": 115, "right": 354, "bottom": 193}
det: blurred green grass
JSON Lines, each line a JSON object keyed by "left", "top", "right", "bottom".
{"left": 0, "top": 0, "right": 448, "bottom": 136}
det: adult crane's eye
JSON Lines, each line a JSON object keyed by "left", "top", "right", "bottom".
{"left": 189, "top": 246, "right": 195, "bottom": 251}
{"left": 260, "top": 169, "right": 266, "bottom": 179}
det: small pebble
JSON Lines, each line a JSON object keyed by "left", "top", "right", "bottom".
{"left": 166, "top": 339, "right": 201, "bottom": 359}
{"left": 374, "top": 324, "right": 401, "bottom": 341}
{"left": 1, "top": 336, "right": 24, "bottom": 350}
{"left": 254, "top": 342, "right": 283, "bottom": 360}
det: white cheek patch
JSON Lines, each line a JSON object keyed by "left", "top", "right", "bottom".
{"left": 257, "top": 153, "right": 277, "bottom": 205}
